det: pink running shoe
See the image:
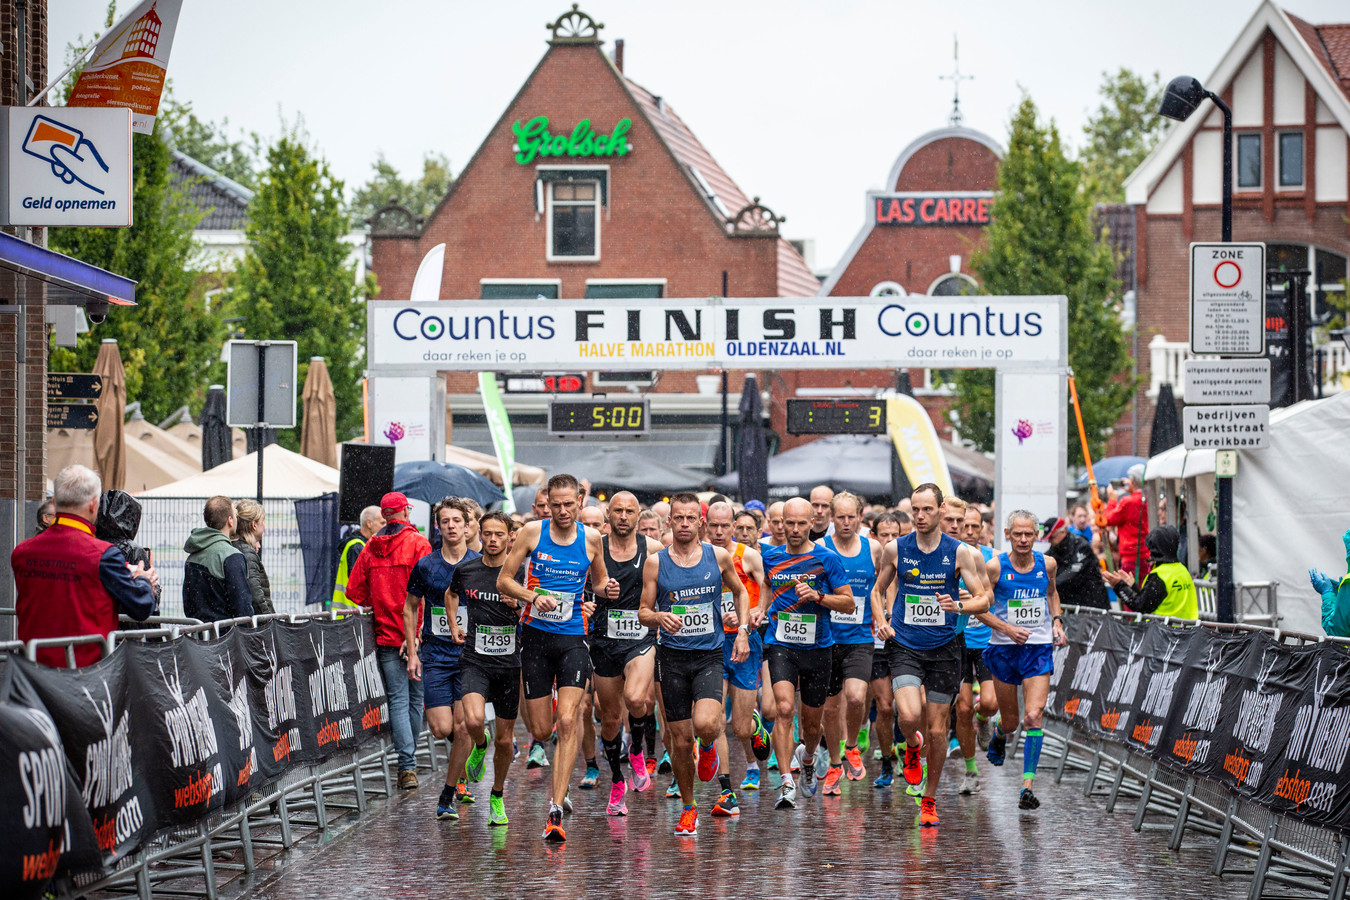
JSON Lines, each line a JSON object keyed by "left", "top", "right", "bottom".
{"left": 629, "top": 752, "right": 651, "bottom": 792}
{"left": 607, "top": 779, "right": 629, "bottom": 816}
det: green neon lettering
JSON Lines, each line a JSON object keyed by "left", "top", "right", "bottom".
{"left": 511, "top": 117, "right": 633, "bottom": 164}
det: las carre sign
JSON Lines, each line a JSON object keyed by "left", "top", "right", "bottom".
{"left": 367, "top": 296, "right": 1068, "bottom": 373}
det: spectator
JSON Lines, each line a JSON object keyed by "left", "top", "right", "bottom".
{"left": 232, "top": 499, "right": 274, "bottom": 616}
{"left": 333, "top": 505, "right": 383, "bottom": 609}
{"left": 1104, "top": 526, "right": 1196, "bottom": 619}
{"left": 13, "top": 465, "right": 156, "bottom": 666}
{"left": 1103, "top": 465, "right": 1151, "bottom": 579}
{"left": 1041, "top": 517, "right": 1109, "bottom": 610}
{"left": 35, "top": 498, "right": 54, "bottom": 534}
{"left": 95, "top": 489, "right": 160, "bottom": 614}
{"left": 344, "top": 491, "right": 433, "bottom": 789}
{"left": 1066, "top": 503, "right": 1095, "bottom": 543}
{"left": 1196, "top": 534, "right": 1217, "bottom": 579}
{"left": 1309, "top": 528, "right": 1350, "bottom": 638}
{"left": 183, "top": 495, "right": 254, "bottom": 622}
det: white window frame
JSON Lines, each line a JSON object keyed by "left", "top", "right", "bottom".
{"left": 926, "top": 272, "right": 978, "bottom": 296}
{"left": 479, "top": 278, "right": 563, "bottom": 299}
{"left": 1235, "top": 132, "right": 1262, "bottom": 191}
{"left": 583, "top": 278, "right": 667, "bottom": 298}
{"left": 545, "top": 178, "right": 602, "bottom": 263}
{"left": 1276, "top": 131, "right": 1304, "bottom": 189}
{"left": 869, "top": 280, "right": 907, "bottom": 297}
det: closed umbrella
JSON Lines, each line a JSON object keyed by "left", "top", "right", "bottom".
{"left": 91, "top": 339, "right": 126, "bottom": 490}
{"left": 300, "top": 357, "right": 338, "bottom": 467}
{"left": 737, "top": 374, "right": 768, "bottom": 505}
{"left": 200, "top": 385, "right": 232, "bottom": 471}
{"left": 393, "top": 460, "right": 503, "bottom": 509}
{"left": 1149, "top": 383, "right": 1184, "bottom": 458}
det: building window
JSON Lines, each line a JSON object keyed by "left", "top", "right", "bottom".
{"left": 480, "top": 279, "right": 561, "bottom": 300}
{"left": 1236, "top": 133, "right": 1262, "bottom": 189}
{"left": 1278, "top": 132, "right": 1304, "bottom": 188}
{"left": 1265, "top": 244, "right": 1348, "bottom": 321}
{"left": 548, "top": 180, "right": 600, "bottom": 260}
{"left": 870, "top": 281, "right": 907, "bottom": 297}
{"left": 584, "top": 279, "right": 665, "bottom": 299}
{"left": 927, "top": 273, "right": 977, "bottom": 296}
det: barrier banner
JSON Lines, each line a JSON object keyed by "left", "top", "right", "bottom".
{"left": 1119, "top": 624, "right": 1195, "bottom": 756}
{"left": 1154, "top": 629, "right": 1257, "bottom": 781}
{"left": 1047, "top": 614, "right": 1122, "bottom": 737}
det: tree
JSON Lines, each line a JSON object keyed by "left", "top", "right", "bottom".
{"left": 228, "top": 133, "right": 375, "bottom": 447}
{"left": 1080, "top": 69, "right": 1165, "bottom": 206}
{"left": 950, "top": 98, "right": 1134, "bottom": 465}
{"left": 350, "top": 153, "right": 453, "bottom": 227}
{"left": 160, "top": 103, "right": 262, "bottom": 190}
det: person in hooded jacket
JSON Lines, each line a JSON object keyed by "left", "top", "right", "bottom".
{"left": 183, "top": 495, "right": 254, "bottom": 622}
{"left": 1309, "top": 528, "right": 1350, "bottom": 638}
{"left": 231, "top": 499, "right": 274, "bottom": 615}
{"left": 1103, "top": 526, "right": 1197, "bottom": 619}
{"left": 96, "top": 489, "right": 161, "bottom": 615}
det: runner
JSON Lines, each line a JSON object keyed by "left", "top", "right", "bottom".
{"left": 873, "top": 484, "right": 990, "bottom": 827}
{"left": 733, "top": 509, "right": 762, "bottom": 549}
{"left": 978, "top": 510, "right": 1066, "bottom": 811}
{"left": 954, "top": 505, "right": 998, "bottom": 795}
{"left": 404, "top": 497, "right": 481, "bottom": 821}
{"left": 760, "top": 497, "right": 854, "bottom": 810}
{"left": 637, "top": 510, "right": 663, "bottom": 542}
{"left": 638, "top": 493, "right": 751, "bottom": 836}
{"left": 808, "top": 485, "right": 835, "bottom": 542}
{"left": 498, "top": 474, "right": 619, "bottom": 842}
{"left": 576, "top": 505, "right": 607, "bottom": 789}
{"left": 761, "top": 502, "right": 787, "bottom": 550}
{"left": 589, "top": 491, "right": 662, "bottom": 815}
{"left": 868, "top": 513, "right": 902, "bottom": 787}
{"left": 446, "top": 512, "right": 520, "bottom": 826}
{"left": 704, "top": 501, "right": 772, "bottom": 811}
{"left": 819, "top": 492, "right": 883, "bottom": 794}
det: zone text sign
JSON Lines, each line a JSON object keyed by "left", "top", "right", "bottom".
{"left": 368, "top": 296, "right": 1068, "bottom": 373}
{"left": 1182, "top": 404, "right": 1270, "bottom": 450}
{"left": 2, "top": 107, "right": 133, "bottom": 227}
{"left": 1182, "top": 359, "right": 1271, "bottom": 404}
{"left": 1189, "top": 242, "right": 1265, "bottom": 356}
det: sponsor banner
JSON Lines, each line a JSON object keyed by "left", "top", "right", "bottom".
{"left": 1155, "top": 629, "right": 1250, "bottom": 780}
{"left": 479, "top": 371, "right": 518, "bottom": 513}
{"left": 368, "top": 296, "right": 1067, "bottom": 373}
{"left": 67, "top": 0, "right": 184, "bottom": 135}
{"left": 886, "top": 394, "right": 953, "bottom": 497}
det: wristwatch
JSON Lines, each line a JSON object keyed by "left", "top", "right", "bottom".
{"left": 1052, "top": 615, "right": 1065, "bottom": 623}
{"left": 738, "top": 623, "right": 750, "bottom": 633}
{"left": 956, "top": 599, "right": 964, "bottom": 613}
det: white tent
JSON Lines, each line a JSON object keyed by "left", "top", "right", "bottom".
{"left": 139, "top": 443, "right": 339, "bottom": 499}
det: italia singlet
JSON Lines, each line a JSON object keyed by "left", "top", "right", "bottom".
{"left": 889, "top": 532, "right": 963, "bottom": 651}
{"left": 961, "top": 544, "right": 996, "bottom": 649}
{"left": 522, "top": 522, "right": 591, "bottom": 635}
{"left": 989, "top": 551, "right": 1053, "bottom": 645}
{"left": 823, "top": 535, "right": 875, "bottom": 645}
{"left": 597, "top": 535, "right": 651, "bottom": 643}
{"left": 655, "top": 543, "right": 723, "bottom": 652}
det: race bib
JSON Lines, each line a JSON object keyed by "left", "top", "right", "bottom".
{"left": 903, "top": 594, "right": 944, "bottom": 627}
{"left": 456, "top": 605, "right": 468, "bottom": 633}
{"left": 474, "top": 625, "right": 516, "bottom": 656}
{"left": 721, "top": 590, "right": 736, "bottom": 617}
{"left": 1007, "top": 598, "right": 1046, "bottom": 628}
{"left": 671, "top": 603, "right": 715, "bottom": 636}
{"left": 430, "top": 606, "right": 452, "bottom": 637}
{"left": 532, "top": 590, "right": 576, "bottom": 623}
{"left": 607, "top": 609, "right": 649, "bottom": 641}
{"left": 833, "top": 594, "right": 866, "bottom": 625}
{"left": 776, "top": 612, "right": 817, "bottom": 645}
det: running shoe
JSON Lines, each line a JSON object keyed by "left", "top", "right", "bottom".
{"left": 775, "top": 780, "right": 797, "bottom": 809}
{"left": 542, "top": 807, "right": 566, "bottom": 842}
{"left": 455, "top": 781, "right": 474, "bottom": 804}
{"left": 580, "top": 763, "right": 600, "bottom": 789}
{"left": 795, "top": 745, "right": 817, "bottom": 798}
{"left": 665, "top": 779, "right": 681, "bottom": 799}
{"left": 977, "top": 714, "right": 996, "bottom": 751}
{"left": 948, "top": 737, "right": 962, "bottom": 758}
{"left": 959, "top": 770, "right": 981, "bottom": 795}
{"left": 813, "top": 743, "right": 830, "bottom": 779}
{"left": 740, "top": 767, "right": 761, "bottom": 791}
{"left": 1019, "top": 787, "right": 1040, "bottom": 810}
{"left": 675, "top": 805, "right": 698, "bottom": 835}
{"left": 657, "top": 751, "right": 672, "bottom": 774}
{"left": 856, "top": 727, "right": 870, "bottom": 756}
{"left": 398, "top": 769, "right": 419, "bottom": 790}
{"left": 750, "top": 710, "right": 773, "bottom": 762}
{"left": 607, "top": 779, "right": 628, "bottom": 816}
{"left": 489, "top": 793, "right": 509, "bottom": 826}
{"left": 629, "top": 752, "right": 652, "bottom": 792}
{"left": 905, "top": 762, "right": 927, "bottom": 797}
{"left": 712, "top": 789, "right": 740, "bottom": 817}
{"left": 466, "top": 736, "right": 489, "bottom": 783}
{"left": 902, "top": 733, "right": 924, "bottom": 786}
{"left": 645, "top": 757, "right": 658, "bottom": 778}
{"left": 696, "top": 740, "right": 719, "bottom": 782}
{"left": 987, "top": 730, "right": 1006, "bottom": 767}
{"left": 561, "top": 792, "right": 574, "bottom": 814}
{"left": 844, "top": 745, "right": 865, "bottom": 781}
{"left": 436, "top": 786, "right": 459, "bottom": 821}
{"left": 822, "top": 765, "right": 843, "bottom": 796}
{"left": 873, "top": 768, "right": 894, "bottom": 789}
{"left": 919, "top": 796, "right": 940, "bottom": 827}
{"left": 512, "top": 743, "right": 519, "bottom": 761}
{"left": 789, "top": 751, "right": 801, "bottom": 774}
{"left": 768, "top": 750, "right": 779, "bottom": 771}
{"left": 527, "top": 743, "right": 550, "bottom": 769}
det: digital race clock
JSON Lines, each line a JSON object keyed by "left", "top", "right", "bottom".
{"left": 548, "top": 399, "right": 651, "bottom": 436}
{"left": 785, "top": 398, "right": 887, "bottom": 435}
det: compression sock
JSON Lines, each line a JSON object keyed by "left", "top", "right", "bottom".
{"left": 976, "top": 711, "right": 990, "bottom": 722}
{"left": 719, "top": 774, "right": 732, "bottom": 791}
{"left": 629, "top": 717, "right": 645, "bottom": 757}
{"left": 602, "top": 735, "right": 624, "bottom": 783}
{"left": 643, "top": 715, "right": 658, "bottom": 756}
{"left": 965, "top": 757, "right": 977, "bottom": 774}
{"left": 491, "top": 789, "right": 503, "bottom": 799}
{"left": 1022, "top": 728, "right": 1044, "bottom": 780}
{"left": 439, "top": 783, "right": 455, "bottom": 805}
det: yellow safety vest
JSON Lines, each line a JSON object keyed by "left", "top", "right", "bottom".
{"left": 332, "top": 536, "right": 366, "bottom": 608}
{"left": 1152, "top": 562, "right": 1198, "bottom": 620}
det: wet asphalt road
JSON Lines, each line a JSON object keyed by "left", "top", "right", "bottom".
{"left": 238, "top": 724, "right": 1250, "bottom": 900}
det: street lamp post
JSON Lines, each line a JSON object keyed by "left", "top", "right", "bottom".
{"left": 1159, "top": 75, "right": 1236, "bottom": 623}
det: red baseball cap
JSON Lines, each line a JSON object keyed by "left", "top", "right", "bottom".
{"left": 380, "top": 492, "right": 410, "bottom": 513}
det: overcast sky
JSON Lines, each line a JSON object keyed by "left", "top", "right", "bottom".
{"left": 48, "top": 0, "right": 1349, "bottom": 271}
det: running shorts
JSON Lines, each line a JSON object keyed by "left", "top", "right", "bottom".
{"left": 963, "top": 644, "right": 993, "bottom": 686}
{"left": 655, "top": 646, "right": 724, "bottom": 722}
{"left": 828, "top": 642, "right": 874, "bottom": 697}
{"left": 460, "top": 661, "right": 521, "bottom": 721}
{"left": 764, "top": 644, "right": 832, "bottom": 709}
{"left": 722, "top": 628, "right": 763, "bottom": 692}
{"left": 982, "top": 643, "right": 1054, "bottom": 686}
{"left": 887, "top": 636, "right": 963, "bottom": 705}
{"left": 422, "top": 657, "right": 462, "bottom": 710}
{"left": 520, "top": 627, "right": 592, "bottom": 700}
{"left": 590, "top": 635, "right": 655, "bottom": 680}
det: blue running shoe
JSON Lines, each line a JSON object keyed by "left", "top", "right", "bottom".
{"left": 987, "top": 730, "right": 1006, "bottom": 767}
{"left": 740, "top": 767, "right": 761, "bottom": 791}
{"left": 580, "top": 763, "right": 600, "bottom": 789}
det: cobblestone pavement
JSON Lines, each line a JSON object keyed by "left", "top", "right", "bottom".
{"left": 237, "top": 724, "right": 1251, "bottom": 900}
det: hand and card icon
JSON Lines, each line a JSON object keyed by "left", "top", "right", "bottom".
{"left": 23, "top": 115, "right": 111, "bottom": 195}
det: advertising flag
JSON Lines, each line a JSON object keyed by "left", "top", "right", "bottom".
{"left": 67, "top": 0, "right": 183, "bottom": 134}
{"left": 886, "top": 394, "right": 953, "bottom": 496}
{"left": 478, "top": 372, "right": 517, "bottom": 513}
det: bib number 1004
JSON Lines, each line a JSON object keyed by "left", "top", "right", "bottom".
{"left": 903, "top": 595, "right": 943, "bottom": 627}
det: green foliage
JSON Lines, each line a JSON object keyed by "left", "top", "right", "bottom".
{"left": 1080, "top": 69, "right": 1165, "bottom": 206}
{"left": 227, "top": 133, "right": 375, "bottom": 447}
{"left": 951, "top": 97, "right": 1135, "bottom": 465}
{"left": 350, "top": 153, "right": 453, "bottom": 227}
{"left": 160, "top": 104, "right": 262, "bottom": 190}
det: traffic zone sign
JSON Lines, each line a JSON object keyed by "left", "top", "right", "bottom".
{"left": 1189, "top": 242, "right": 1265, "bottom": 356}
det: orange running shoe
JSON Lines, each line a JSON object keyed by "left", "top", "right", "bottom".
{"left": 696, "top": 739, "right": 719, "bottom": 782}
{"left": 542, "top": 807, "right": 566, "bottom": 842}
{"left": 902, "top": 733, "right": 924, "bottom": 786}
{"left": 919, "top": 796, "right": 940, "bottom": 827}
{"left": 675, "top": 805, "right": 698, "bottom": 835}
{"left": 822, "top": 764, "right": 843, "bottom": 796}
{"left": 844, "top": 745, "right": 865, "bottom": 780}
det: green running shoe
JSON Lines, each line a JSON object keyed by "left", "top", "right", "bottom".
{"left": 489, "top": 793, "right": 509, "bottom": 826}
{"left": 467, "top": 734, "right": 489, "bottom": 783}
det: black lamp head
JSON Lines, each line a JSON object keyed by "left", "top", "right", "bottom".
{"left": 1159, "top": 75, "right": 1207, "bottom": 122}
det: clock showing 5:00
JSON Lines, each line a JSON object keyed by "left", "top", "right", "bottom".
{"left": 548, "top": 399, "right": 651, "bottom": 436}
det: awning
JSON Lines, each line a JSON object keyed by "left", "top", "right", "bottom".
{"left": 0, "top": 230, "right": 136, "bottom": 305}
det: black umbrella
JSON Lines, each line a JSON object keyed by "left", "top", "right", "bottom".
{"left": 200, "top": 384, "right": 232, "bottom": 471}
{"left": 1149, "top": 383, "right": 1184, "bottom": 457}
{"left": 393, "top": 460, "right": 503, "bottom": 509}
{"left": 562, "top": 446, "right": 705, "bottom": 504}
{"left": 737, "top": 374, "right": 768, "bottom": 505}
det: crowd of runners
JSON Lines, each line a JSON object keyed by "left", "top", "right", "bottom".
{"left": 349, "top": 475, "right": 1066, "bottom": 840}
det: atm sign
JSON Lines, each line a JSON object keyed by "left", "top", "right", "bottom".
{"left": 873, "top": 193, "right": 993, "bottom": 227}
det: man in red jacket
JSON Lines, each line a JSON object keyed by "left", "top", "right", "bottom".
{"left": 1103, "top": 464, "right": 1151, "bottom": 581}
{"left": 346, "top": 492, "right": 432, "bottom": 788}
{"left": 13, "top": 465, "right": 157, "bottom": 667}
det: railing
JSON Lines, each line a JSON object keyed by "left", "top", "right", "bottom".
{"left": 1194, "top": 578, "right": 1280, "bottom": 627}
{"left": 1148, "top": 335, "right": 1349, "bottom": 398}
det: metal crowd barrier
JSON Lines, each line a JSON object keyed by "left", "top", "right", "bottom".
{"left": 0, "top": 610, "right": 449, "bottom": 900}
{"left": 1194, "top": 578, "right": 1281, "bottom": 626}
{"left": 1041, "top": 606, "right": 1349, "bottom": 900}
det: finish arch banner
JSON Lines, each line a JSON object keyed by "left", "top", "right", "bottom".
{"left": 367, "top": 296, "right": 1068, "bottom": 373}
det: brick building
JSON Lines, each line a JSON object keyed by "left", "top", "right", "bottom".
{"left": 1118, "top": 1, "right": 1350, "bottom": 454}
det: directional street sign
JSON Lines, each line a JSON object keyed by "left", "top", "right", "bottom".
{"left": 47, "top": 403, "right": 99, "bottom": 430}
{"left": 1182, "top": 404, "right": 1269, "bottom": 450}
{"left": 46, "top": 372, "right": 103, "bottom": 400}
{"left": 1182, "top": 358, "right": 1271, "bottom": 405}
{"left": 1189, "top": 242, "right": 1265, "bottom": 356}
